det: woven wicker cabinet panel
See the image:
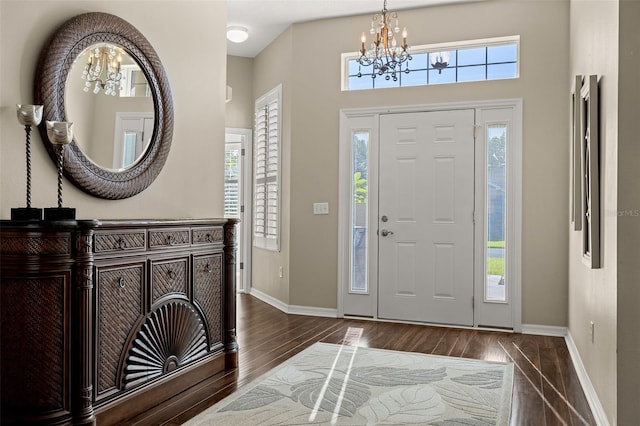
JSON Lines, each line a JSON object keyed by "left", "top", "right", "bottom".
{"left": 1, "top": 276, "right": 69, "bottom": 418}
{"left": 193, "top": 254, "right": 223, "bottom": 349}
{"left": 95, "top": 263, "right": 144, "bottom": 400}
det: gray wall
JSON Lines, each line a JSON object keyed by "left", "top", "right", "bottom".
{"left": 226, "top": 55, "right": 254, "bottom": 130}
{"left": 616, "top": 1, "right": 640, "bottom": 423}
{"left": 252, "top": 27, "right": 294, "bottom": 304}
{"left": 1, "top": 0, "right": 227, "bottom": 219}
{"left": 568, "top": 0, "right": 618, "bottom": 422}
{"left": 250, "top": 0, "right": 571, "bottom": 327}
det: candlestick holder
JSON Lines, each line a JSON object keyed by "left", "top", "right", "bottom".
{"left": 11, "top": 104, "right": 44, "bottom": 221}
{"left": 43, "top": 121, "right": 76, "bottom": 221}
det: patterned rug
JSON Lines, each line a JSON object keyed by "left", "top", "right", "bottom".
{"left": 184, "top": 342, "right": 513, "bottom": 425}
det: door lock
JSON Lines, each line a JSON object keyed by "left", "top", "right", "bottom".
{"left": 381, "top": 215, "right": 388, "bottom": 222}
{"left": 380, "top": 229, "right": 394, "bottom": 237}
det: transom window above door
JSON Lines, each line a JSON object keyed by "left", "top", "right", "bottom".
{"left": 341, "top": 36, "right": 519, "bottom": 91}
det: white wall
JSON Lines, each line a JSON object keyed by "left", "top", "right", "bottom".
{"left": 0, "top": 0, "right": 227, "bottom": 219}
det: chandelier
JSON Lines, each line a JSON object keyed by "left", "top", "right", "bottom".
{"left": 82, "top": 45, "right": 123, "bottom": 96}
{"left": 357, "top": 0, "right": 412, "bottom": 82}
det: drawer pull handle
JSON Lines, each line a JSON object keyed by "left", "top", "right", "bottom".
{"left": 168, "top": 270, "right": 176, "bottom": 279}
{"left": 206, "top": 233, "right": 213, "bottom": 242}
{"left": 167, "top": 235, "right": 174, "bottom": 245}
{"left": 118, "top": 277, "right": 125, "bottom": 288}
{"left": 118, "top": 238, "right": 126, "bottom": 250}
{"left": 206, "top": 264, "right": 212, "bottom": 273}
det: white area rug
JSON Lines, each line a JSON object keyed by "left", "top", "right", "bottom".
{"left": 184, "top": 342, "right": 513, "bottom": 425}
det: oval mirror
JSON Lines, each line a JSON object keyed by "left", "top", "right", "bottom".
{"left": 34, "top": 12, "right": 173, "bottom": 199}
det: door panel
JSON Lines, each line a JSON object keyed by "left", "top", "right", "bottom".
{"left": 225, "top": 129, "right": 252, "bottom": 294}
{"left": 378, "top": 110, "right": 475, "bottom": 326}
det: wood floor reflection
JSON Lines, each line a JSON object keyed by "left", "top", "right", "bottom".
{"left": 130, "top": 294, "right": 596, "bottom": 426}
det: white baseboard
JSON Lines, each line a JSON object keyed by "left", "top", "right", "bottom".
{"left": 249, "top": 288, "right": 338, "bottom": 318}
{"left": 288, "top": 304, "right": 338, "bottom": 318}
{"left": 521, "top": 324, "right": 568, "bottom": 337}
{"left": 521, "top": 325, "right": 609, "bottom": 425}
{"left": 249, "top": 288, "right": 290, "bottom": 313}
{"left": 565, "top": 331, "right": 610, "bottom": 426}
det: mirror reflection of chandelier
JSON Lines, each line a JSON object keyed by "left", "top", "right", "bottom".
{"left": 357, "top": 0, "right": 412, "bottom": 82}
{"left": 82, "top": 45, "right": 123, "bottom": 96}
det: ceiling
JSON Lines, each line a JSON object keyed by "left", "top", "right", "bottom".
{"left": 227, "top": 0, "right": 477, "bottom": 58}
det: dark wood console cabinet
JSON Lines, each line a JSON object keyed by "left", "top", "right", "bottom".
{"left": 0, "top": 219, "right": 238, "bottom": 425}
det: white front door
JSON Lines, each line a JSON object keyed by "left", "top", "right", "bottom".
{"left": 113, "top": 113, "right": 154, "bottom": 169}
{"left": 378, "top": 110, "right": 475, "bottom": 326}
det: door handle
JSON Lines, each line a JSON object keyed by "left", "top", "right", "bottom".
{"left": 381, "top": 229, "right": 394, "bottom": 237}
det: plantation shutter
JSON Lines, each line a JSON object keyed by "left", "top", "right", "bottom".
{"left": 224, "top": 146, "right": 240, "bottom": 218}
{"left": 253, "top": 85, "right": 281, "bottom": 251}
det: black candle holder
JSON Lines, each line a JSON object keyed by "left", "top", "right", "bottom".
{"left": 43, "top": 121, "right": 76, "bottom": 221}
{"left": 11, "top": 105, "right": 44, "bottom": 221}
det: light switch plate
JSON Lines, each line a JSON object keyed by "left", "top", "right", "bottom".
{"left": 313, "top": 202, "right": 329, "bottom": 215}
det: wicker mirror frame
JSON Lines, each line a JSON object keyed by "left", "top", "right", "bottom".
{"left": 34, "top": 12, "right": 173, "bottom": 199}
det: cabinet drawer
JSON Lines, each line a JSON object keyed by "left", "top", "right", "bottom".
{"left": 94, "top": 231, "right": 146, "bottom": 253}
{"left": 95, "top": 263, "right": 144, "bottom": 400}
{"left": 192, "top": 226, "right": 223, "bottom": 246}
{"left": 151, "top": 258, "right": 189, "bottom": 303}
{"left": 148, "top": 228, "right": 190, "bottom": 249}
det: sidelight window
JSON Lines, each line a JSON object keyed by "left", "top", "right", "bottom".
{"left": 486, "top": 124, "right": 507, "bottom": 302}
{"left": 351, "top": 131, "right": 369, "bottom": 293}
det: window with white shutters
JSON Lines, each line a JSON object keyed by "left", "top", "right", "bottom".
{"left": 253, "top": 85, "right": 281, "bottom": 251}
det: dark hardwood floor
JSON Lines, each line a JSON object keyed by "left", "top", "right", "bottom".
{"left": 129, "top": 294, "right": 596, "bottom": 425}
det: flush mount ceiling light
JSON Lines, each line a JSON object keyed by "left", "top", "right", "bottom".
{"left": 227, "top": 26, "right": 249, "bottom": 43}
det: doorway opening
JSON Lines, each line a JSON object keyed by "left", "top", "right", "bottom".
{"left": 225, "top": 128, "right": 252, "bottom": 294}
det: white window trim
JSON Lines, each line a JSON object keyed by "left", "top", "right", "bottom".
{"left": 253, "top": 84, "right": 282, "bottom": 252}
{"left": 341, "top": 35, "right": 520, "bottom": 91}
